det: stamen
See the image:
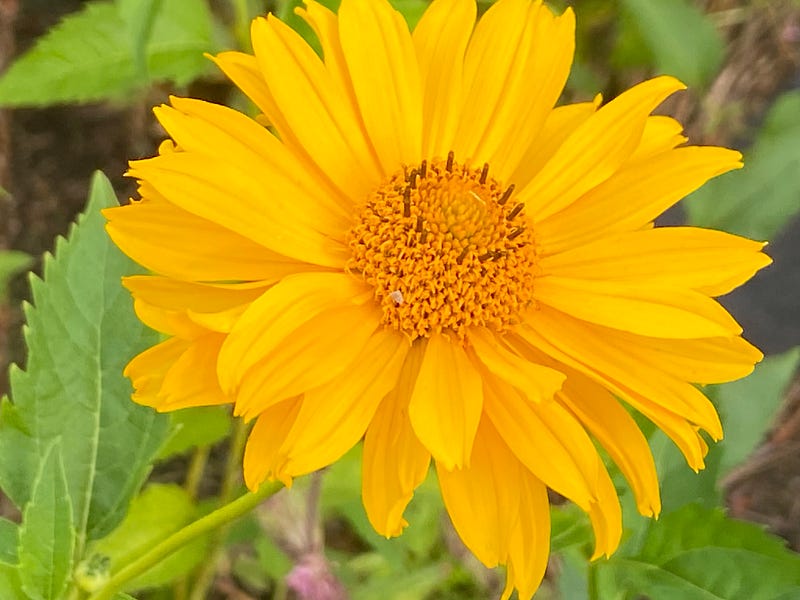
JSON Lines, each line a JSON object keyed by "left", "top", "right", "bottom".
{"left": 507, "top": 202, "right": 524, "bottom": 221}
{"left": 498, "top": 184, "right": 515, "bottom": 206}
{"left": 508, "top": 226, "right": 525, "bottom": 241}
{"left": 348, "top": 156, "right": 537, "bottom": 341}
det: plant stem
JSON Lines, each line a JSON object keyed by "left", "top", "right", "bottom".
{"left": 86, "top": 479, "right": 283, "bottom": 600}
{"left": 188, "top": 418, "right": 250, "bottom": 600}
{"left": 184, "top": 444, "right": 210, "bottom": 501}
{"left": 232, "top": 0, "right": 252, "bottom": 50}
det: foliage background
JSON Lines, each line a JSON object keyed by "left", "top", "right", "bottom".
{"left": 0, "top": 0, "right": 799, "bottom": 598}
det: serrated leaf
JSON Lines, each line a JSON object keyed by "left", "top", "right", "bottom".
{"left": 686, "top": 91, "right": 800, "bottom": 240}
{"left": 717, "top": 347, "right": 800, "bottom": 474}
{"left": 598, "top": 504, "right": 800, "bottom": 600}
{"left": 0, "top": 0, "right": 215, "bottom": 107}
{"left": 17, "top": 444, "right": 75, "bottom": 600}
{"left": 0, "top": 172, "right": 169, "bottom": 555}
{"left": 143, "top": 0, "right": 216, "bottom": 87}
{"left": 90, "top": 484, "right": 210, "bottom": 591}
{"left": 0, "top": 518, "right": 17, "bottom": 564}
{"left": 619, "top": 0, "right": 724, "bottom": 89}
{"left": 158, "top": 406, "right": 232, "bottom": 459}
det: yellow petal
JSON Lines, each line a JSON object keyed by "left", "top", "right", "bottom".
{"left": 517, "top": 307, "right": 723, "bottom": 440}
{"left": 249, "top": 15, "right": 383, "bottom": 199}
{"left": 242, "top": 397, "right": 303, "bottom": 489}
{"left": 409, "top": 332, "right": 483, "bottom": 470}
{"left": 412, "top": 0, "right": 475, "bottom": 159}
{"left": 277, "top": 328, "right": 409, "bottom": 479}
{"left": 436, "top": 417, "right": 522, "bottom": 568}
{"left": 629, "top": 115, "right": 687, "bottom": 162}
{"left": 533, "top": 275, "right": 742, "bottom": 338}
{"left": 232, "top": 304, "right": 380, "bottom": 420}
{"left": 510, "top": 99, "right": 598, "bottom": 190}
{"left": 623, "top": 392, "right": 711, "bottom": 471}
{"left": 208, "top": 51, "right": 277, "bottom": 123}
{"left": 501, "top": 471, "right": 550, "bottom": 600}
{"left": 483, "top": 376, "right": 598, "bottom": 511}
{"left": 454, "top": 0, "right": 574, "bottom": 179}
{"left": 217, "top": 272, "right": 371, "bottom": 393}
{"left": 572, "top": 325, "right": 762, "bottom": 385}
{"left": 157, "top": 333, "right": 230, "bottom": 411}
{"left": 125, "top": 334, "right": 229, "bottom": 412}
{"left": 133, "top": 299, "right": 206, "bottom": 339}
{"left": 557, "top": 371, "right": 661, "bottom": 517}
{"left": 539, "top": 226, "right": 771, "bottom": 297}
{"left": 536, "top": 146, "right": 743, "bottom": 254}
{"left": 125, "top": 337, "right": 188, "bottom": 407}
{"left": 296, "top": 1, "right": 384, "bottom": 177}
{"left": 104, "top": 199, "right": 306, "bottom": 283}
{"left": 123, "top": 276, "right": 268, "bottom": 313}
{"left": 519, "top": 76, "right": 686, "bottom": 221}
{"left": 158, "top": 97, "right": 352, "bottom": 221}
{"left": 124, "top": 276, "right": 272, "bottom": 334}
{"left": 128, "top": 152, "right": 348, "bottom": 268}
{"left": 363, "top": 340, "right": 431, "bottom": 537}
{"left": 586, "top": 462, "right": 622, "bottom": 560}
{"left": 468, "top": 326, "right": 565, "bottom": 402}
{"left": 338, "top": 0, "right": 423, "bottom": 170}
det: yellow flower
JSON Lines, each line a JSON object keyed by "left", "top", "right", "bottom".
{"left": 105, "top": 0, "right": 771, "bottom": 597}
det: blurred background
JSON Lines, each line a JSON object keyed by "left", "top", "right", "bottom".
{"left": 0, "top": 1, "right": 799, "bottom": 598}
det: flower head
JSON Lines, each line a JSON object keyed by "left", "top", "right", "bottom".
{"left": 105, "top": 0, "right": 771, "bottom": 597}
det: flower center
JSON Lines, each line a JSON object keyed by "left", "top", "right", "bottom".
{"left": 347, "top": 153, "right": 538, "bottom": 341}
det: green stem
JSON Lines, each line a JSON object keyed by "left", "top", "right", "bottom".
{"left": 232, "top": 0, "right": 252, "bottom": 50}
{"left": 184, "top": 444, "right": 210, "bottom": 501}
{"left": 87, "top": 480, "right": 283, "bottom": 600}
{"left": 188, "top": 419, "right": 250, "bottom": 600}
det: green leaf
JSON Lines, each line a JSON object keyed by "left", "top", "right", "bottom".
{"left": 390, "top": 0, "right": 429, "bottom": 29}
{"left": 158, "top": 406, "right": 232, "bottom": 459}
{"left": 0, "top": 172, "right": 169, "bottom": 552}
{"left": 0, "top": 518, "right": 18, "bottom": 564}
{"left": 322, "top": 445, "right": 442, "bottom": 570}
{"left": 685, "top": 90, "right": 800, "bottom": 240}
{"left": 619, "top": 0, "right": 724, "bottom": 89}
{"left": 0, "top": 251, "right": 33, "bottom": 299}
{"left": 0, "top": 0, "right": 216, "bottom": 106}
{"left": 0, "top": 563, "right": 25, "bottom": 600}
{"left": 551, "top": 503, "right": 593, "bottom": 552}
{"left": 144, "top": 0, "right": 217, "bottom": 87}
{"left": 90, "top": 484, "right": 210, "bottom": 591}
{"left": 598, "top": 504, "right": 800, "bottom": 599}
{"left": 716, "top": 347, "right": 800, "bottom": 474}
{"left": 17, "top": 444, "right": 75, "bottom": 600}
{"left": 117, "top": 0, "right": 163, "bottom": 79}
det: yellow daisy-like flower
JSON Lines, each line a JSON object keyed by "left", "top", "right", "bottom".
{"left": 105, "top": 0, "right": 771, "bottom": 596}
